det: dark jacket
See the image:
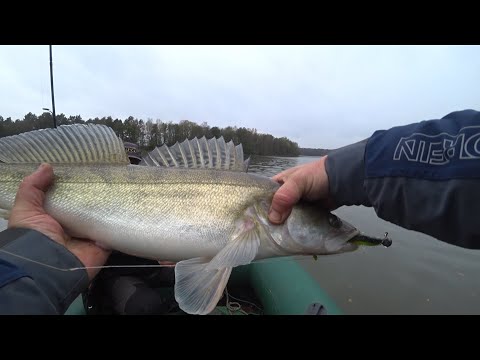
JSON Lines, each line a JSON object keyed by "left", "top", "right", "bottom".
{"left": 326, "top": 109, "right": 480, "bottom": 249}
{"left": 0, "top": 228, "right": 89, "bottom": 314}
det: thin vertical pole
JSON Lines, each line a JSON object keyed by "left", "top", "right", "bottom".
{"left": 49, "top": 45, "right": 57, "bottom": 128}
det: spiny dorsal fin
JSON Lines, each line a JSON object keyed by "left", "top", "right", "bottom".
{"left": 140, "top": 136, "right": 251, "bottom": 172}
{"left": 0, "top": 124, "right": 130, "bottom": 164}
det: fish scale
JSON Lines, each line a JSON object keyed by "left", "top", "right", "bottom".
{"left": 0, "top": 124, "right": 382, "bottom": 315}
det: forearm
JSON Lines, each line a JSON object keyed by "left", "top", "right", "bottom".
{"left": 0, "top": 228, "right": 89, "bottom": 314}
{"left": 325, "top": 109, "right": 480, "bottom": 249}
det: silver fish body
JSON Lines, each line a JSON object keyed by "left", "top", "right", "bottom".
{"left": 0, "top": 163, "right": 358, "bottom": 261}
{"left": 0, "top": 124, "right": 362, "bottom": 315}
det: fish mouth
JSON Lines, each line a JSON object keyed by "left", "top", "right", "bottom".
{"left": 338, "top": 228, "right": 361, "bottom": 244}
{"left": 323, "top": 228, "right": 360, "bottom": 253}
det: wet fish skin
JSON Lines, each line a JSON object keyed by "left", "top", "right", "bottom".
{"left": 0, "top": 124, "right": 363, "bottom": 314}
{"left": 0, "top": 163, "right": 357, "bottom": 261}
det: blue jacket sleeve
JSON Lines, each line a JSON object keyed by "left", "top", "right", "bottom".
{"left": 0, "top": 228, "right": 89, "bottom": 314}
{"left": 325, "top": 109, "right": 480, "bottom": 249}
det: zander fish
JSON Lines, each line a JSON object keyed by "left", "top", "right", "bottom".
{"left": 0, "top": 124, "right": 389, "bottom": 314}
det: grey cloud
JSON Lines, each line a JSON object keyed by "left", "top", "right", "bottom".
{"left": 0, "top": 45, "right": 478, "bottom": 148}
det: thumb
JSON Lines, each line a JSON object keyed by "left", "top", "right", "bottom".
{"left": 13, "top": 163, "right": 54, "bottom": 212}
{"left": 268, "top": 178, "right": 303, "bottom": 224}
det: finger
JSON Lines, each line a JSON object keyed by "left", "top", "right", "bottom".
{"left": 22, "top": 163, "right": 53, "bottom": 193}
{"left": 268, "top": 177, "right": 303, "bottom": 224}
{"left": 14, "top": 163, "right": 54, "bottom": 211}
{"left": 271, "top": 166, "right": 298, "bottom": 182}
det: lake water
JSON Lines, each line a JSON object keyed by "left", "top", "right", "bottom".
{"left": 1, "top": 155, "right": 479, "bottom": 314}
{"left": 251, "top": 156, "right": 480, "bottom": 314}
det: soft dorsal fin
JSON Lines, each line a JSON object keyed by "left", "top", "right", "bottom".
{"left": 140, "top": 136, "right": 251, "bottom": 172}
{"left": 0, "top": 124, "right": 130, "bottom": 164}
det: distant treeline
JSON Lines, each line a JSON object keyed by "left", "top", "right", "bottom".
{"left": 299, "top": 148, "right": 330, "bottom": 156}
{"left": 0, "top": 113, "right": 300, "bottom": 157}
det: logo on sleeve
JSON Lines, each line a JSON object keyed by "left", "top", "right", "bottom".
{"left": 393, "top": 126, "right": 480, "bottom": 165}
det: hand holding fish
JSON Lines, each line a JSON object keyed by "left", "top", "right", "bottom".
{"left": 0, "top": 124, "right": 388, "bottom": 315}
{"left": 1, "top": 108, "right": 477, "bottom": 315}
{"left": 8, "top": 163, "right": 110, "bottom": 281}
{"left": 269, "top": 155, "right": 335, "bottom": 224}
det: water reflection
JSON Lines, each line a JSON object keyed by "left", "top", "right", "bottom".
{"left": 248, "top": 155, "right": 321, "bottom": 177}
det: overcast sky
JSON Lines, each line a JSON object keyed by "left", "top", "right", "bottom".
{"left": 0, "top": 45, "right": 478, "bottom": 148}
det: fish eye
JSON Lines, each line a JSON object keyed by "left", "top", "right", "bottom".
{"left": 328, "top": 214, "right": 342, "bottom": 228}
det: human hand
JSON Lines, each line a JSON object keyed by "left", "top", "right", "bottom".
{"left": 268, "top": 156, "right": 335, "bottom": 224}
{"left": 8, "top": 163, "right": 110, "bottom": 280}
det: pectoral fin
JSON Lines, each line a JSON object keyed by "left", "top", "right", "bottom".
{"left": 205, "top": 219, "right": 260, "bottom": 270}
{"left": 174, "top": 218, "right": 261, "bottom": 315}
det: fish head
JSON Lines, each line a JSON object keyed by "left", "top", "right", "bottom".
{"left": 256, "top": 200, "right": 360, "bottom": 256}
{"left": 285, "top": 203, "right": 360, "bottom": 254}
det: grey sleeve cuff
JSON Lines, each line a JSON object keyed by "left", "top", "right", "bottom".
{"left": 325, "top": 139, "right": 371, "bottom": 208}
{"left": 0, "top": 228, "right": 89, "bottom": 314}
